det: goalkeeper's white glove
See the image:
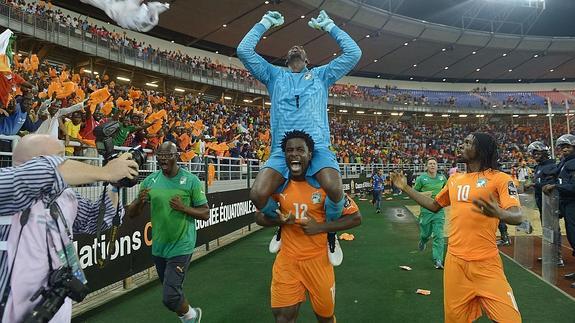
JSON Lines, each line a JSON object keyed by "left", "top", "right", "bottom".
{"left": 260, "top": 11, "right": 284, "bottom": 30}
{"left": 308, "top": 10, "right": 335, "bottom": 32}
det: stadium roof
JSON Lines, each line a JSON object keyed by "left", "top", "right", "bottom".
{"left": 52, "top": 0, "right": 575, "bottom": 83}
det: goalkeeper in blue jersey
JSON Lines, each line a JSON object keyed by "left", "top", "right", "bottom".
{"left": 237, "top": 10, "right": 361, "bottom": 263}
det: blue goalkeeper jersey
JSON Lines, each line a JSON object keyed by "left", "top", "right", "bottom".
{"left": 237, "top": 23, "right": 361, "bottom": 151}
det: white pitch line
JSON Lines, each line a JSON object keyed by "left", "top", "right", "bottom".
{"left": 499, "top": 251, "right": 575, "bottom": 302}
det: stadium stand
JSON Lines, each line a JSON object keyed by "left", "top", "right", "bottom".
{"left": 2, "top": 0, "right": 572, "bottom": 112}
{"left": 0, "top": 58, "right": 565, "bottom": 171}
{"left": 0, "top": 1, "right": 568, "bottom": 171}
{"left": 3, "top": 1, "right": 575, "bottom": 323}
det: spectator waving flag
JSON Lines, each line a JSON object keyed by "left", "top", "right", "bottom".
{"left": 80, "top": 0, "right": 170, "bottom": 32}
{"left": 0, "top": 29, "right": 23, "bottom": 107}
{"left": 0, "top": 29, "right": 14, "bottom": 73}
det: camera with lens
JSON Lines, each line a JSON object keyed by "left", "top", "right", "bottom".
{"left": 93, "top": 121, "right": 145, "bottom": 187}
{"left": 24, "top": 267, "right": 89, "bottom": 323}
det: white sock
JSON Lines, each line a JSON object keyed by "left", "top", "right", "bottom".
{"left": 179, "top": 306, "right": 197, "bottom": 321}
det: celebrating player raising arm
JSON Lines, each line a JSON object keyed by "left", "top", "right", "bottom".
{"left": 391, "top": 133, "right": 524, "bottom": 323}
{"left": 255, "top": 130, "right": 361, "bottom": 323}
{"left": 237, "top": 10, "right": 361, "bottom": 262}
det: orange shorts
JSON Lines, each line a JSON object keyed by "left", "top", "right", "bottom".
{"left": 444, "top": 253, "right": 522, "bottom": 323}
{"left": 271, "top": 253, "right": 335, "bottom": 318}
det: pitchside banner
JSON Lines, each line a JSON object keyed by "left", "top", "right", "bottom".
{"left": 342, "top": 174, "right": 371, "bottom": 194}
{"left": 73, "top": 188, "right": 256, "bottom": 291}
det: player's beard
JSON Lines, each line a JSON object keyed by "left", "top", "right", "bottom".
{"left": 287, "top": 52, "right": 305, "bottom": 66}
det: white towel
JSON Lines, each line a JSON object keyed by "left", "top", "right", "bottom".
{"left": 80, "top": 0, "right": 170, "bottom": 32}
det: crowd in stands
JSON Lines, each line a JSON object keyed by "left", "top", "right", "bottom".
{"left": 0, "top": 58, "right": 271, "bottom": 167}
{"left": 4, "top": 0, "right": 575, "bottom": 112}
{"left": 330, "top": 117, "right": 564, "bottom": 167}
{"left": 0, "top": 52, "right": 566, "bottom": 174}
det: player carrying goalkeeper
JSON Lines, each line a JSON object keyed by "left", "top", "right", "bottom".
{"left": 237, "top": 9, "right": 361, "bottom": 265}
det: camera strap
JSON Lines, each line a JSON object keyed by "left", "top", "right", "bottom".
{"left": 95, "top": 185, "right": 122, "bottom": 268}
{"left": 0, "top": 208, "right": 31, "bottom": 318}
{"left": 95, "top": 184, "right": 108, "bottom": 267}
{"left": 49, "top": 202, "right": 87, "bottom": 285}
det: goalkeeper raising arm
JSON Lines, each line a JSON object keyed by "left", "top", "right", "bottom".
{"left": 237, "top": 10, "right": 362, "bottom": 249}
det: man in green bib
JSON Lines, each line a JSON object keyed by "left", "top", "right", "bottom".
{"left": 127, "top": 142, "right": 209, "bottom": 323}
{"left": 413, "top": 157, "right": 447, "bottom": 269}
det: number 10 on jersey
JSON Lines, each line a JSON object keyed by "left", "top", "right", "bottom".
{"left": 457, "top": 185, "right": 470, "bottom": 201}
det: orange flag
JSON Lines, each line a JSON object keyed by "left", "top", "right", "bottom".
{"left": 179, "top": 133, "right": 191, "bottom": 151}
{"left": 30, "top": 54, "right": 39, "bottom": 70}
{"left": 180, "top": 151, "right": 196, "bottom": 162}
{"left": 56, "top": 81, "right": 77, "bottom": 99}
{"left": 74, "top": 87, "right": 85, "bottom": 102}
{"left": 59, "top": 70, "right": 69, "bottom": 82}
{"left": 22, "top": 57, "right": 30, "bottom": 71}
{"left": 210, "top": 142, "right": 229, "bottom": 152}
{"left": 145, "top": 109, "right": 167, "bottom": 123}
{"left": 207, "top": 164, "right": 215, "bottom": 186}
{"left": 88, "top": 87, "right": 110, "bottom": 106}
{"left": 129, "top": 88, "right": 142, "bottom": 100}
{"left": 192, "top": 120, "right": 204, "bottom": 137}
{"left": 116, "top": 97, "right": 134, "bottom": 112}
{"left": 147, "top": 120, "right": 162, "bottom": 134}
{"left": 47, "top": 81, "right": 60, "bottom": 98}
{"left": 78, "top": 138, "right": 96, "bottom": 147}
{"left": 71, "top": 73, "right": 80, "bottom": 84}
{"left": 101, "top": 101, "right": 114, "bottom": 115}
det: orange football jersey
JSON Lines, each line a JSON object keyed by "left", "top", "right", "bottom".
{"left": 272, "top": 180, "right": 359, "bottom": 260}
{"left": 435, "top": 170, "right": 520, "bottom": 261}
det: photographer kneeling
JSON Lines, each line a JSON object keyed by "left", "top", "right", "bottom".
{"left": 1, "top": 134, "right": 137, "bottom": 323}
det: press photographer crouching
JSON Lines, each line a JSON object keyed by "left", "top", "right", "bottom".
{"left": 0, "top": 133, "right": 141, "bottom": 323}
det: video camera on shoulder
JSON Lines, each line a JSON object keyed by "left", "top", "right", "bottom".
{"left": 93, "top": 121, "right": 145, "bottom": 187}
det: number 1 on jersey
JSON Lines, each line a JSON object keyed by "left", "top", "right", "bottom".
{"left": 293, "top": 203, "right": 308, "bottom": 220}
{"left": 457, "top": 185, "right": 470, "bottom": 201}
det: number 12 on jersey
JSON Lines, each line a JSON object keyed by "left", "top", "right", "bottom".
{"left": 293, "top": 203, "right": 308, "bottom": 220}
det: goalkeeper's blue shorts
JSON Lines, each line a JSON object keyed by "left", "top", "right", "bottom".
{"left": 263, "top": 146, "right": 340, "bottom": 186}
